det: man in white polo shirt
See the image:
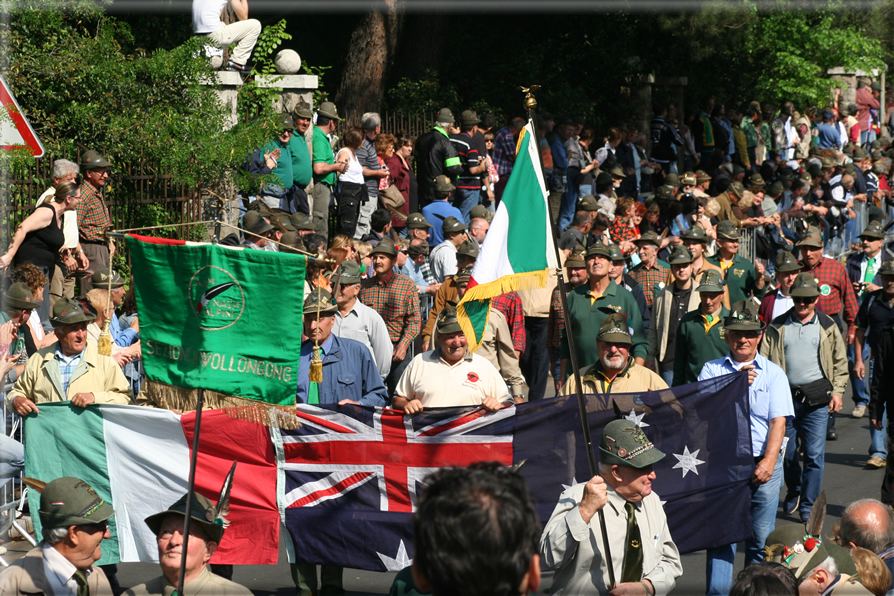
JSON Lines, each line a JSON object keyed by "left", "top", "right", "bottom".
{"left": 393, "top": 304, "right": 510, "bottom": 413}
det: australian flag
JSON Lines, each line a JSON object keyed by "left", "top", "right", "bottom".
{"left": 279, "top": 371, "right": 753, "bottom": 571}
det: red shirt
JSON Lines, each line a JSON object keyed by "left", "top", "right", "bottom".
{"left": 804, "top": 257, "right": 859, "bottom": 334}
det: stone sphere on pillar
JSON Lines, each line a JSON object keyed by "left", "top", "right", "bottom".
{"left": 274, "top": 50, "right": 302, "bottom": 75}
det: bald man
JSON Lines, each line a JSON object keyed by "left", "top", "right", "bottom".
{"left": 838, "top": 498, "right": 894, "bottom": 590}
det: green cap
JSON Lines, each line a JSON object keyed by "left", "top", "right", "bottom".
{"left": 565, "top": 245, "right": 587, "bottom": 268}
{"left": 337, "top": 260, "right": 362, "bottom": 285}
{"left": 725, "top": 299, "right": 765, "bottom": 331}
{"left": 797, "top": 225, "right": 824, "bottom": 248}
{"left": 247, "top": 221, "right": 275, "bottom": 237}
{"left": 273, "top": 215, "right": 297, "bottom": 233}
{"left": 434, "top": 175, "right": 455, "bottom": 192}
{"left": 695, "top": 170, "right": 712, "bottom": 183}
{"left": 459, "top": 110, "right": 480, "bottom": 126}
{"left": 748, "top": 173, "right": 765, "bottom": 187}
{"left": 596, "top": 313, "right": 633, "bottom": 346}
{"left": 81, "top": 149, "right": 111, "bottom": 170}
{"left": 370, "top": 237, "right": 398, "bottom": 258}
{"left": 595, "top": 172, "right": 613, "bottom": 187}
{"left": 317, "top": 101, "right": 341, "bottom": 121}
{"left": 879, "top": 258, "right": 894, "bottom": 277}
{"left": 667, "top": 245, "right": 693, "bottom": 265}
{"left": 608, "top": 163, "right": 625, "bottom": 178}
{"left": 456, "top": 240, "right": 479, "bottom": 259}
{"left": 731, "top": 163, "right": 745, "bottom": 176}
{"left": 696, "top": 269, "right": 725, "bottom": 293}
{"left": 790, "top": 272, "right": 820, "bottom": 298}
{"left": 859, "top": 220, "right": 885, "bottom": 240}
{"left": 454, "top": 265, "right": 474, "bottom": 284}
{"left": 243, "top": 211, "right": 264, "bottom": 231}
{"left": 635, "top": 231, "right": 662, "bottom": 247}
{"left": 3, "top": 282, "right": 38, "bottom": 311}
{"left": 607, "top": 243, "right": 627, "bottom": 262}
{"left": 680, "top": 226, "right": 709, "bottom": 244}
{"left": 145, "top": 493, "right": 224, "bottom": 544}
{"left": 774, "top": 251, "right": 803, "bottom": 273}
{"left": 303, "top": 288, "right": 338, "bottom": 316}
{"left": 289, "top": 212, "right": 315, "bottom": 231}
{"left": 277, "top": 112, "right": 296, "bottom": 130}
{"left": 442, "top": 216, "right": 468, "bottom": 234}
{"left": 281, "top": 231, "right": 302, "bottom": 249}
{"left": 767, "top": 180, "right": 784, "bottom": 197}
{"left": 664, "top": 173, "right": 680, "bottom": 186}
{"left": 872, "top": 161, "right": 888, "bottom": 175}
{"left": 293, "top": 102, "right": 314, "bottom": 119}
{"left": 730, "top": 181, "right": 745, "bottom": 199}
{"left": 39, "top": 477, "right": 115, "bottom": 529}
{"left": 763, "top": 523, "right": 831, "bottom": 579}
{"left": 469, "top": 205, "right": 493, "bottom": 223}
{"left": 716, "top": 220, "right": 741, "bottom": 241}
{"left": 435, "top": 108, "right": 455, "bottom": 125}
{"left": 680, "top": 173, "right": 697, "bottom": 186}
{"left": 436, "top": 303, "right": 462, "bottom": 335}
{"left": 853, "top": 146, "right": 867, "bottom": 160}
{"left": 406, "top": 213, "right": 433, "bottom": 229}
{"left": 577, "top": 195, "right": 599, "bottom": 212}
{"left": 599, "top": 419, "right": 666, "bottom": 469}
{"left": 50, "top": 296, "right": 97, "bottom": 328}
{"left": 654, "top": 186, "right": 672, "bottom": 200}
{"left": 586, "top": 241, "right": 612, "bottom": 259}
{"left": 90, "top": 269, "right": 125, "bottom": 289}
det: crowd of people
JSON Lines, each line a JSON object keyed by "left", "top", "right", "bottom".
{"left": 2, "top": 2, "right": 894, "bottom": 590}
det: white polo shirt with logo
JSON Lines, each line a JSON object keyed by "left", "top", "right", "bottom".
{"left": 396, "top": 349, "right": 509, "bottom": 407}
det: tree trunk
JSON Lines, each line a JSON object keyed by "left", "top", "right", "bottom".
{"left": 390, "top": 13, "right": 450, "bottom": 84}
{"left": 335, "top": 0, "right": 403, "bottom": 117}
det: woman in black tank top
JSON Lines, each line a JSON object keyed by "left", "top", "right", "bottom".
{"left": 0, "top": 180, "right": 81, "bottom": 286}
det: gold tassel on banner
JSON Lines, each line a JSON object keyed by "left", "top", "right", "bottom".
{"left": 308, "top": 284, "right": 324, "bottom": 383}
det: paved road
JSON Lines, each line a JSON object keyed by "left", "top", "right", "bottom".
{"left": 2, "top": 405, "right": 885, "bottom": 594}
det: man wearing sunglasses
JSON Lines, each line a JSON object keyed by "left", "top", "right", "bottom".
{"left": 0, "top": 476, "right": 116, "bottom": 595}
{"left": 760, "top": 272, "right": 847, "bottom": 525}
{"left": 698, "top": 299, "right": 793, "bottom": 595}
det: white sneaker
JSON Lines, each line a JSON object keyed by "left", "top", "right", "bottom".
{"left": 853, "top": 405, "right": 868, "bottom": 419}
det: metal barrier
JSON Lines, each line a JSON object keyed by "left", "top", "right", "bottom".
{"left": 825, "top": 201, "right": 868, "bottom": 260}
{"left": 1, "top": 396, "right": 35, "bottom": 566}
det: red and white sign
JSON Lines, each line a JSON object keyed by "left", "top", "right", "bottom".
{"left": 0, "top": 74, "right": 44, "bottom": 157}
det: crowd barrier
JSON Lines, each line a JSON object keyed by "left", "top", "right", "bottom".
{"left": 0, "top": 398, "right": 35, "bottom": 566}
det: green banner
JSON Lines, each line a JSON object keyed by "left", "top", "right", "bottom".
{"left": 127, "top": 236, "right": 306, "bottom": 406}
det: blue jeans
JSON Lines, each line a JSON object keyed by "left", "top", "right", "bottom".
{"left": 849, "top": 342, "right": 870, "bottom": 407}
{"left": 455, "top": 188, "right": 480, "bottom": 224}
{"left": 784, "top": 400, "right": 828, "bottom": 521}
{"left": 0, "top": 433, "right": 24, "bottom": 480}
{"left": 557, "top": 181, "right": 579, "bottom": 232}
{"left": 706, "top": 456, "right": 783, "bottom": 595}
{"left": 660, "top": 369, "right": 674, "bottom": 386}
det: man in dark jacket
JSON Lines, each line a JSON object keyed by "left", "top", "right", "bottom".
{"left": 415, "top": 108, "right": 463, "bottom": 208}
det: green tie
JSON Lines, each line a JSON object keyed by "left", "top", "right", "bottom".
{"left": 865, "top": 258, "right": 877, "bottom": 284}
{"left": 308, "top": 348, "right": 322, "bottom": 405}
{"left": 621, "top": 501, "right": 643, "bottom": 584}
{"left": 73, "top": 569, "right": 89, "bottom": 596}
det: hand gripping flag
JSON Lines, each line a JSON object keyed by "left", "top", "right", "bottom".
{"left": 457, "top": 120, "right": 558, "bottom": 351}
{"left": 126, "top": 235, "right": 306, "bottom": 408}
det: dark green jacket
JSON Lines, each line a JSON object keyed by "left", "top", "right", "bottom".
{"left": 560, "top": 279, "right": 648, "bottom": 366}
{"left": 672, "top": 306, "right": 729, "bottom": 387}
{"left": 706, "top": 253, "right": 765, "bottom": 304}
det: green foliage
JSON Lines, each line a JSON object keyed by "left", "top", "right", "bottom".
{"left": 384, "top": 70, "right": 463, "bottom": 114}
{"left": 302, "top": 61, "right": 332, "bottom": 107}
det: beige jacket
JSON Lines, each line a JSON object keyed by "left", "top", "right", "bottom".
{"left": 475, "top": 309, "right": 527, "bottom": 398}
{"left": 517, "top": 268, "right": 558, "bottom": 318}
{"left": 8, "top": 343, "right": 133, "bottom": 405}
{"left": 562, "top": 360, "right": 669, "bottom": 396}
{"left": 647, "top": 283, "right": 701, "bottom": 364}
{"left": 122, "top": 567, "right": 252, "bottom": 596}
{"left": 0, "top": 544, "right": 113, "bottom": 596}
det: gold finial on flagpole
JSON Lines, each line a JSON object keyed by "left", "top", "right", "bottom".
{"left": 517, "top": 85, "right": 540, "bottom": 112}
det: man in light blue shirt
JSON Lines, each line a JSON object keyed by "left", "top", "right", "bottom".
{"left": 698, "top": 299, "right": 793, "bottom": 596}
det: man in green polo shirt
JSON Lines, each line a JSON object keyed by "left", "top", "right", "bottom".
{"left": 559, "top": 242, "right": 647, "bottom": 391}
{"left": 707, "top": 220, "right": 766, "bottom": 304}
{"left": 311, "top": 102, "right": 348, "bottom": 239}
{"left": 287, "top": 104, "right": 314, "bottom": 214}
{"left": 672, "top": 269, "right": 730, "bottom": 386}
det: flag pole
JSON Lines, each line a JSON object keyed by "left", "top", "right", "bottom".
{"left": 176, "top": 387, "right": 206, "bottom": 596}
{"left": 519, "top": 86, "right": 616, "bottom": 588}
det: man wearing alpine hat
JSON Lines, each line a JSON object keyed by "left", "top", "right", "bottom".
{"left": 123, "top": 493, "right": 251, "bottom": 596}
{"left": 7, "top": 297, "right": 132, "bottom": 416}
{"left": 699, "top": 299, "right": 793, "bottom": 594}
{"left": 0, "top": 476, "right": 116, "bottom": 595}
{"left": 540, "top": 418, "right": 682, "bottom": 595}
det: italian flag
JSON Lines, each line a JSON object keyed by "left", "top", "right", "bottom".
{"left": 458, "top": 120, "right": 558, "bottom": 351}
{"left": 24, "top": 404, "right": 280, "bottom": 565}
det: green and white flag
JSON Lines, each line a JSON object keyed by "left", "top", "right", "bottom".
{"left": 457, "top": 121, "right": 557, "bottom": 350}
{"left": 126, "top": 235, "right": 306, "bottom": 406}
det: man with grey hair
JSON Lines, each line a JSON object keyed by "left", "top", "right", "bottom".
{"left": 839, "top": 498, "right": 894, "bottom": 584}
{"left": 0, "top": 476, "right": 116, "bottom": 595}
{"left": 35, "top": 159, "right": 89, "bottom": 309}
{"left": 355, "top": 112, "right": 388, "bottom": 239}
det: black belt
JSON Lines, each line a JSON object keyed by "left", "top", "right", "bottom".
{"left": 80, "top": 239, "right": 106, "bottom": 245}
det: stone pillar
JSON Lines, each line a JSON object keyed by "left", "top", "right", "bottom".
{"left": 255, "top": 74, "right": 319, "bottom": 114}
{"left": 827, "top": 67, "right": 881, "bottom": 109}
